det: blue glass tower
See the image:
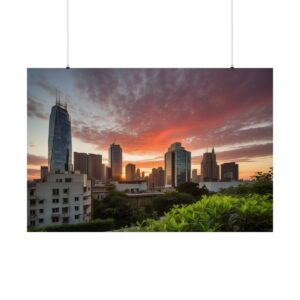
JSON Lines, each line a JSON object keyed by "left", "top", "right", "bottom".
{"left": 48, "top": 100, "right": 72, "bottom": 173}
{"left": 165, "top": 142, "right": 191, "bottom": 187}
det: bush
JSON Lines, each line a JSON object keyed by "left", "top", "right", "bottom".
{"left": 28, "top": 218, "right": 115, "bottom": 232}
{"left": 132, "top": 194, "right": 273, "bottom": 232}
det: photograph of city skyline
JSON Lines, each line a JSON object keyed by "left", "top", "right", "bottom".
{"left": 27, "top": 68, "right": 273, "bottom": 232}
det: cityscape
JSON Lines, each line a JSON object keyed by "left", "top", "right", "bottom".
{"left": 27, "top": 68, "right": 273, "bottom": 231}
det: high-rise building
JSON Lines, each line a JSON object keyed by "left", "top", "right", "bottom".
{"left": 136, "top": 168, "right": 141, "bottom": 180}
{"left": 201, "top": 147, "right": 219, "bottom": 181}
{"left": 87, "top": 154, "right": 102, "bottom": 181}
{"left": 74, "top": 152, "right": 88, "bottom": 174}
{"left": 148, "top": 167, "right": 165, "bottom": 189}
{"left": 101, "top": 164, "right": 106, "bottom": 181}
{"left": 48, "top": 100, "right": 72, "bottom": 173}
{"left": 165, "top": 142, "right": 191, "bottom": 187}
{"left": 40, "top": 166, "right": 48, "bottom": 182}
{"left": 192, "top": 169, "right": 198, "bottom": 183}
{"left": 221, "top": 162, "right": 239, "bottom": 181}
{"left": 126, "top": 163, "right": 136, "bottom": 181}
{"left": 109, "top": 144, "right": 122, "bottom": 180}
{"left": 74, "top": 152, "right": 102, "bottom": 181}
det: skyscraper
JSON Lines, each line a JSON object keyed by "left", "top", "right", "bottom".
{"left": 192, "top": 169, "right": 198, "bottom": 183}
{"left": 201, "top": 147, "right": 219, "bottom": 181}
{"left": 40, "top": 166, "right": 48, "bottom": 182}
{"left": 126, "top": 163, "right": 136, "bottom": 181}
{"left": 87, "top": 154, "right": 102, "bottom": 181}
{"left": 109, "top": 144, "right": 122, "bottom": 180}
{"left": 48, "top": 100, "right": 72, "bottom": 173}
{"left": 74, "top": 152, "right": 102, "bottom": 181}
{"left": 221, "top": 162, "right": 239, "bottom": 181}
{"left": 74, "top": 152, "right": 88, "bottom": 174}
{"left": 136, "top": 168, "right": 141, "bottom": 180}
{"left": 165, "top": 142, "right": 191, "bottom": 187}
{"left": 148, "top": 167, "right": 165, "bottom": 189}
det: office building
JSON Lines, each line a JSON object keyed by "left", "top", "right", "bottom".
{"left": 148, "top": 167, "right": 165, "bottom": 189}
{"left": 74, "top": 152, "right": 102, "bottom": 181}
{"left": 87, "top": 154, "right": 102, "bottom": 181}
{"left": 136, "top": 168, "right": 141, "bottom": 180}
{"left": 48, "top": 99, "right": 72, "bottom": 173}
{"left": 126, "top": 163, "right": 136, "bottom": 181}
{"left": 109, "top": 144, "right": 122, "bottom": 180}
{"left": 201, "top": 147, "right": 219, "bottom": 181}
{"left": 221, "top": 162, "right": 239, "bottom": 181}
{"left": 40, "top": 166, "right": 48, "bottom": 182}
{"left": 74, "top": 152, "right": 88, "bottom": 174}
{"left": 165, "top": 142, "right": 191, "bottom": 187}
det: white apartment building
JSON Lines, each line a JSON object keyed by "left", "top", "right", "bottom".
{"left": 27, "top": 172, "right": 92, "bottom": 228}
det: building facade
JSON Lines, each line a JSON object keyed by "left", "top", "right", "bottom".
{"left": 87, "top": 154, "right": 102, "bottom": 181}
{"left": 201, "top": 147, "right": 219, "bottom": 181}
{"left": 148, "top": 167, "right": 165, "bottom": 189}
{"left": 125, "top": 163, "right": 136, "bottom": 181}
{"left": 40, "top": 166, "right": 48, "bottom": 182}
{"left": 74, "top": 152, "right": 88, "bottom": 175}
{"left": 27, "top": 172, "right": 92, "bottom": 228}
{"left": 165, "top": 142, "right": 191, "bottom": 187}
{"left": 221, "top": 162, "right": 239, "bottom": 181}
{"left": 48, "top": 101, "right": 72, "bottom": 173}
{"left": 109, "top": 144, "right": 122, "bottom": 180}
{"left": 74, "top": 152, "right": 102, "bottom": 181}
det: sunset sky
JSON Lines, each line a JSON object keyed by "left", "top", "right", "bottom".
{"left": 27, "top": 68, "right": 273, "bottom": 180}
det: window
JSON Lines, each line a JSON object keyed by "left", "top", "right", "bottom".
{"left": 30, "top": 210, "right": 36, "bottom": 216}
{"left": 75, "top": 215, "right": 79, "bottom": 220}
{"left": 63, "top": 198, "right": 69, "bottom": 204}
{"left": 30, "top": 220, "right": 35, "bottom": 226}
{"left": 74, "top": 197, "right": 79, "bottom": 201}
{"left": 62, "top": 207, "right": 68, "bottom": 214}
{"left": 52, "top": 198, "right": 59, "bottom": 204}
{"left": 75, "top": 206, "right": 79, "bottom": 211}
{"left": 52, "top": 217, "right": 59, "bottom": 223}
{"left": 38, "top": 199, "right": 44, "bottom": 204}
{"left": 83, "top": 187, "right": 87, "bottom": 192}
{"left": 63, "top": 217, "right": 69, "bottom": 223}
{"left": 39, "top": 219, "right": 44, "bottom": 223}
{"left": 39, "top": 209, "right": 44, "bottom": 214}
{"left": 65, "top": 178, "right": 72, "bottom": 182}
{"left": 29, "top": 189, "right": 35, "bottom": 196}
{"left": 63, "top": 188, "right": 69, "bottom": 194}
{"left": 52, "top": 208, "right": 59, "bottom": 213}
{"left": 52, "top": 189, "right": 59, "bottom": 195}
{"left": 30, "top": 199, "right": 36, "bottom": 206}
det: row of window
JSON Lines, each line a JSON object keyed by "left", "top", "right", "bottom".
{"left": 55, "top": 178, "right": 72, "bottom": 183}
{"left": 29, "top": 215, "right": 80, "bottom": 226}
{"left": 30, "top": 197, "right": 80, "bottom": 206}
{"left": 30, "top": 206, "right": 79, "bottom": 216}
{"left": 52, "top": 188, "right": 69, "bottom": 195}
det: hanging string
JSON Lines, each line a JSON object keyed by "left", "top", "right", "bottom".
{"left": 66, "top": 0, "right": 70, "bottom": 69}
{"left": 231, "top": 0, "right": 234, "bottom": 69}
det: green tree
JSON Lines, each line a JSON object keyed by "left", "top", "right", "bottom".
{"left": 177, "top": 182, "right": 209, "bottom": 199}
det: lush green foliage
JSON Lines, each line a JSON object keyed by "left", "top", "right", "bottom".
{"left": 28, "top": 218, "right": 115, "bottom": 232}
{"left": 219, "top": 168, "right": 273, "bottom": 197}
{"left": 131, "top": 194, "right": 273, "bottom": 232}
{"left": 176, "top": 182, "right": 209, "bottom": 199}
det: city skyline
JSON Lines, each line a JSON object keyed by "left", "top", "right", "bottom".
{"left": 27, "top": 68, "right": 273, "bottom": 180}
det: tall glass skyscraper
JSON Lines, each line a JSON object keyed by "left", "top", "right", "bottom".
{"left": 48, "top": 101, "right": 72, "bottom": 173}
{"left": 165, "top": 142, "right": 191, "bottom": 187}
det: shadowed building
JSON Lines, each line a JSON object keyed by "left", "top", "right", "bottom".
{"left": 221, "top": 162, "right": 239, "bottom": 181}
{"left": 165, "top": 142, "right": 191, "bottom": 187}
{"left": 109, "top": 144, "right": 122, "bottom": 180}
{"left": 74, "top": 152, "right": 102, "bottom": 181}
{"left": 40, "top": 166, "right": 48, "bottom": 182}
{"left": 201, "top": 147, "right": 219, "bottom": 181}
{"left": 126, "top": 163, "right": 136, "bottom": 181}
{"left": 148, "top": 167, "right": 165, "bottom": 189}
